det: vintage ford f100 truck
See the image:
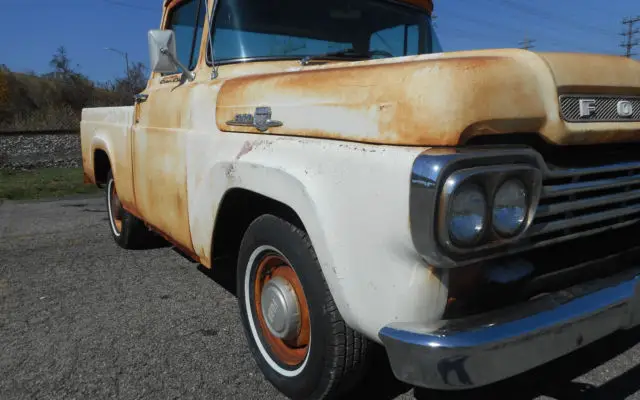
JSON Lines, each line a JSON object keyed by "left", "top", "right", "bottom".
{"left": 80, "top": 0, "right": 640, "bottom": 398}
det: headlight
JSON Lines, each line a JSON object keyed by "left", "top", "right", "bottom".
{"left": 492, "top": 179, "right": 528, "bottom": 237}
{"left": 448, "top": 183, "right": 487, "bottom": 246}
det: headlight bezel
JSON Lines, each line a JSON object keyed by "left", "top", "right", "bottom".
{"left": 409, "top": 147, "right": 545, "bottom": 268}
{"left": 436, "top": 165, "right": 542, "bottom": 255}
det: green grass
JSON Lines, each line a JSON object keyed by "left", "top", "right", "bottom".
{"left": 0, "top": 167, "right": 101, "bottom": 200}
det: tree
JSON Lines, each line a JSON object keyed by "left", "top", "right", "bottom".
{"left": 49, "top": 46, "right": 72, "bottom": 79}
{"left": 115, "top": 61, "right": 148, "bottom": 95}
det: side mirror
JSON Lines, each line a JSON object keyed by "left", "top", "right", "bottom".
{"left": 147, "top": 29, "right": 195, "bottom": 81}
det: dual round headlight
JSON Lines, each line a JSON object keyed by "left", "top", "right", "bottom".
{"left": 448, "top": 179, "right": 528, "bottom": 246}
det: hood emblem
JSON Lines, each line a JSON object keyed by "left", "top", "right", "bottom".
{"left": 227, "top": 107, "right": 283, "bottom": 132}
{"left": 560, "top": 95, "right": 640, "bottom": 122}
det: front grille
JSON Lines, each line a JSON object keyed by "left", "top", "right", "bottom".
{"left": 559, "top": 95, "right": 640, "bottom": 122}
{"left": 527, "top": 161, "right": 640, "bottom": 246}
{"left": 447, "top": 135, "right": 640, "bottom": 319}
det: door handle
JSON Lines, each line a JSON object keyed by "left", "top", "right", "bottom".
{"left": 134, "top": 93, "right": 149, "bottom": 104}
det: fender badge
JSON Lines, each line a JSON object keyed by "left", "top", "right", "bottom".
{"left": 226, "top": 106, "right": 283, "bottom": 132}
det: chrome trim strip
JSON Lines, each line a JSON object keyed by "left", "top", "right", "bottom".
{"left": 544, "top": 160, "right": 640, "bottom": 179}
{"left": 541, "top": 173, "right": 640, "bottom": 199}
{"left": 536, "top": 188, "right": 640, "bottom": 218}
{"left": 528, "top": 203, "right": 640, "bottom": 237}
{"left": 379, "top": 268, "right": 640, "bottom": 390}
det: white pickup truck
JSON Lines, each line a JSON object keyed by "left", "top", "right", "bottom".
{"left": 81, "top": 0, "right": 640, "bottom": 398}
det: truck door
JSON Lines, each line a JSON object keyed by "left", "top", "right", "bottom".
{"left": 131, "top": 0, "right": 206, "bottom": 251}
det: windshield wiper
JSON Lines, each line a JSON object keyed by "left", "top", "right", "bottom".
{"left": 300, "top": 49, "right": 393, "bottom": 65}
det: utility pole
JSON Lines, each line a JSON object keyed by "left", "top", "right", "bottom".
{"left": 519, "top": 36, "right": 536, "bottom": 50}
{"left": 104, "top": 47, "right": 130, "bottom": 77}
{"left": 620, "top": 16, "right": 640, "bottom": 58}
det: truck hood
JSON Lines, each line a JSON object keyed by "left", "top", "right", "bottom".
{"left": 216, "top": 49, "right": 640, "bottom": 146}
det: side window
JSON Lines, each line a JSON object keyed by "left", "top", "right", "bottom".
{"left": 165, "top": 0, "right": 205, "bottom": 71}
{"left": 370, "top": 24, "right": 419, "bottom": 57}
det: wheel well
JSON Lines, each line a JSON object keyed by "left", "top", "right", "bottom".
{"left": 211, "top": 188, "right": 306, "bottom": 275}
{"left": 94, "top": 150, "right": 111, "bottom": 185}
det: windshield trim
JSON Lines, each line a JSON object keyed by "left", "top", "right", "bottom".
{"left": 205, "top": 0, "right": 434, "bottom": 67}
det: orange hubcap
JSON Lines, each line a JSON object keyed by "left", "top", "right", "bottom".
{"left": 109, "top": 181, "right": 123, "bottom": 233}
{"left": 254, "top": 254, "right": 311, "bottom": 366}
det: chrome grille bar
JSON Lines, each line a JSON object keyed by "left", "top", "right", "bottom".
{"left": 529, "top": 203, "right": 640, "bottom": 237}
{"left": 536, "top": 188, "right": 640, "bottom": 218}
{"left": 544, "top": 161, "right": 640, "bottom": 179}
{"left": 541, "top": 173, "right": 640, "bottom": 198}
{"left": 531, "top": 159, "right": 640, "bottom": 242}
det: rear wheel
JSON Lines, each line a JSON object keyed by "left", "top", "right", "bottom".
{"left": 106, "top": 170, "right": 159, "bottom": 249}
{"left": 237, "top": 214, "right": 373, "bottom": 399}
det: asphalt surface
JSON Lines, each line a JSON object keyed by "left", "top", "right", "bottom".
{"left": 2, "top": 195, "right": 640, "bottom": 400}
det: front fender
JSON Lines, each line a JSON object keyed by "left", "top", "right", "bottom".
{"left": 186, "top": 134, "right": 450, "bottom": 341}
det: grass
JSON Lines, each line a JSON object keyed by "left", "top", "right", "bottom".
{"left": 0, "top": 167, "right": 101, "bottom": 200}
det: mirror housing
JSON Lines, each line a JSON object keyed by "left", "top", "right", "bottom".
{"left": 147, "top": 29, "right": 195, "bottom": 81}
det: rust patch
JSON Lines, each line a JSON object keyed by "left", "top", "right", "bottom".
{"left": 164, "top": 0, "right": 186, "bottom": 10}
{"left": 402, "top": 0, "right": 433, "bottom": 12}
{"left": 83, "top": 171, "right": 93, "bottom": 184}
{"left": 254, "top": 254, "right": 310, "bottom": 366}
{"left": 215, "top": 50, "right": 640, "bottom": 147}
{"left": 145, "top": 219, "right": 201, "bottom": 264}
{"left": 215, "top": 55, "right": 547, "bottom": 146}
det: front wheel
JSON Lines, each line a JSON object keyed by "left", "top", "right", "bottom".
{"left": 237, "top": 214, "right": 373, "bottom": 399}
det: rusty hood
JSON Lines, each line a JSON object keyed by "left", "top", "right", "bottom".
{"left": 215, "top": 49, "right": 640, "bottom": 146}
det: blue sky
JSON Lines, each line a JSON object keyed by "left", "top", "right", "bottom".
{"left": 1, "top": 0, "right": 637, "bottom": 83}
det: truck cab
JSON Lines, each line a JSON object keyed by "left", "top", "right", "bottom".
{"left": 81, "top": 0, "right": 640, "bottom": 398}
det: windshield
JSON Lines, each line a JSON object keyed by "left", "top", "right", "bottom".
{"left": 207, "top": 0, "right": 442, "bottom": 64}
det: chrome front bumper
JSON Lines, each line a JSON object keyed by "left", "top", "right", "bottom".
{"left": 379, "top": 268, "right": 640, "bottom": 390}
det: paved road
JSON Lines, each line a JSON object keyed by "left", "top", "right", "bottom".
{"left": 2, "top": 195, "right": 640, "bottom": 400}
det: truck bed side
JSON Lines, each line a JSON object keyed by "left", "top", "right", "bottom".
{"left": 80, "top": 106, "right": 136, "bottom": 211}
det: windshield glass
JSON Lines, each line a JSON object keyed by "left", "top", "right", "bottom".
{"left": 207, "top": 0, "right": 441, "bottom": 64}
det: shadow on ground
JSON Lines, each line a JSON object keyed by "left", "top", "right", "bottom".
{"left": 197, "top": 261, "right": 640, "bottom": 400}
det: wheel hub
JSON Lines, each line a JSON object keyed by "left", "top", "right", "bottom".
{"left": 261, "top": 276, "right": 301, "bottom": 341}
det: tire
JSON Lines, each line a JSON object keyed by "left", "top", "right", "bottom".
{"left": 105, "top": 170, "right": 159, "bottom": 249}
{"left": 237, "top": 214, "right": 373, "bottom": 400}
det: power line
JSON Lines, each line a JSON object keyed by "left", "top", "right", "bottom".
{"left": 102, "top": 0, "right": 156, "bottom": 11}
{"left": 441, "top": 10, "right": 606, "bottom": 54}
{"left": 621, "top": 16, "right": 640, "bottom": 58}
{"left": 486, "top": 0, "right": 613, "bottom": 38}
{"left": 519, "top": 36, "right": 535, "bottom": 50}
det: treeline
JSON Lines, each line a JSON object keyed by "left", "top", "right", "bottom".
{"left": 0, "top": 46, "right": 148, "bottom": 131}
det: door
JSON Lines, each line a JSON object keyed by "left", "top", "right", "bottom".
{"left": 132, "top": 0, "right": 206, "bottom": 250}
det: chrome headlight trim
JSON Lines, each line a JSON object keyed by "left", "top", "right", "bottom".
{"left": 437, "top": 165, "right": 541, "bottom": 255}
{"left": 409, "top": 148, "right": 542, "bottom": 268}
